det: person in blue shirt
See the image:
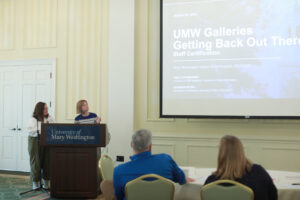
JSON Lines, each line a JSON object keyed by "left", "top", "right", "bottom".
{"left": 74, "top": 99, "right": 111, "bottom": 194}
{"left": 74, "top": 99, "right": 101, "bottom": 124}
{"left": 113, "top": 129, "right": 192, "bottom": 200}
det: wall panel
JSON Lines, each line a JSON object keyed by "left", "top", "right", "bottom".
{"left": 24, "top": 0, "right": 57, "bottom": 48}
{"left": 65, "top": 0, "right": 104, "bottom": 119}
{"left": 0, "top": 0, "right": 15, "bottom": 50}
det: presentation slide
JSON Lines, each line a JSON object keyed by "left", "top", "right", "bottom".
{"left": 161, "top": 0, "right": 300, "bottom": 117}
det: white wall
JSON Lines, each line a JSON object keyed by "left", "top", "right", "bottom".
{"left": 107, "top": 0, "right": 135, "bottom": 162}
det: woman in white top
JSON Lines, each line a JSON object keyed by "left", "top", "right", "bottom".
{"left": 27, "top": 102, "right": 55, "bottom": 190}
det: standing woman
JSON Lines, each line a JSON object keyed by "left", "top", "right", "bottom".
{"left": 75, "top": 99, "right": 110, "bottom": 144}
{"left": 27, "top": 102, "right": 55, "bottom": 190}
{"left": 75, "top": 99, "right": 111, "bottom": 194}
{"left": 75, "top": 99, "right": 101, "bottom": 124}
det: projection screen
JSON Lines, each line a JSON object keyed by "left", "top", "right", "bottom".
{"left": 160, "top": 0, "right": 300, "bottom": 118}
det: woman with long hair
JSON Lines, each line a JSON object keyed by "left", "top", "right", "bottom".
{"left": 205, "top": 135, "right": 277, "bottom": 200}
{"left": 27, "top": 102, "right": 55, "bottom": 190}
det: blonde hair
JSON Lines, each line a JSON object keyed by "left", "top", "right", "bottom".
{"left": 214, "top": 135, "right": 252, "bottom": 180}
{"left": 76, "top": 100, "right": 87, "bottom": 114}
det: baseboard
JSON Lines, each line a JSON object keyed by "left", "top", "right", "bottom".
{"left": 0, "top": 170, "right": 30, "bottom": 176}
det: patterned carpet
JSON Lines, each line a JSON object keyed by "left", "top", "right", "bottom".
{"left": 0, "top": 173, "right": 40, "bottom": 200}
{"left": 0, "top": 173, "right": 104, "bottom": 200}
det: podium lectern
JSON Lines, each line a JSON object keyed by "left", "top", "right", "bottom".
{"left": 41, "top": 123, "right": 107, "bottom": 198}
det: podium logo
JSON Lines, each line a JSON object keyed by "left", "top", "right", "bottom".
{"left": 49, "top": 128, "right": 96, "bottom": 143}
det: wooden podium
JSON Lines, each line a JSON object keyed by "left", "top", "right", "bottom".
{"left": 41, "top": 123, "right": 107, "bottom": 198}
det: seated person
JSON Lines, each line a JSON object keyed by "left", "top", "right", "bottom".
{"left": 204, "top": 135, "right": 277, "bottom": 200}
{"left": 113, "top": 129, "right": 191, "bottom": 200}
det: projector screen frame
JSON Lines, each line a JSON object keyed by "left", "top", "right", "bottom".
{"left": 159, "top": 0, "right": 300, "bottom": 120}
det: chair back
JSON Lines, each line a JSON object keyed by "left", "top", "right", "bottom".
{"left": 201, "top": 180, "right": 254, "bottom": 200}
{"left": 125, "top": 174, "right": 175, "bottom": 200}
{"left": 99, "top": 154, "right": 114, "bottom": 180}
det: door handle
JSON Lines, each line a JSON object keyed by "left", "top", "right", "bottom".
{"left": 17, "top": 128, "right": 22, "bottom": 131}
{"left": 10, "top": 128, "right": 16, "bottom": 131}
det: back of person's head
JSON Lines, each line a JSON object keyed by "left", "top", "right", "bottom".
{"left": 132, "top": 129, "right": 152, "bottom": 153}
{"left": 214, "top": 135, "right": 252, "bottom": 180}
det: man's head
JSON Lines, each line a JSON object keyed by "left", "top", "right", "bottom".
{"left": 131, "top": 129, "right": 152, "bottom": 154}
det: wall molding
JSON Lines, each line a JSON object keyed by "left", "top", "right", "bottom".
{"left": 146, "top": 0, "right": 174, "bottom": 122}
{"left": 152, "top": 134, "right": 300, "bottom": 171}
{"left": 153, "top": 134, "right": 300, "bottom": 143}
{"left": 262, "top": 147, "right": 300, "bottom": 151}
{"left": 186, "top": 144, "right": 219, "bottom": 166}
{"left": 152, "top": 143, "right": 176, "bottom": 158}
{"left": 187, "top": 118, "right": 300, "bottom": 125}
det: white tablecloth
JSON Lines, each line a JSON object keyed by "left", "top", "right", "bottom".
{"left": 175, "top": 167, "right": 300, "bottom": 200}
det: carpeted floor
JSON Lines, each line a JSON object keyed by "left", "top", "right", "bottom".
{"left": 0, "top": 173, "right": 105, "bottom": 200}
{"left": 0, "top": 173, "right": 34, "bottom": 200}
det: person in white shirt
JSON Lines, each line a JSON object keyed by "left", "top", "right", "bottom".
{"left": 27, "top": 102, "right": 55, "bottom": 190}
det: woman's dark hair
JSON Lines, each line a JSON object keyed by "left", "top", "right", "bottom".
{"left": 33, "top": 102, "right": 48, "bottom": 121}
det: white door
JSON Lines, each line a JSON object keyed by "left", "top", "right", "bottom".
{"left": 0, "top": 59, "right": 56, "bottom": 172}
{"left": 16, "top": 65, "right": 54, "bottom": 171}
{"left": 0, "top": 67, "right": 19, "bottom": 170}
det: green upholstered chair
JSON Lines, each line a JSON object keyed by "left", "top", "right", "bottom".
{"left": 125, "top": 174, "right": 175, "bottom": 200}
{"left": 99, "top": 154, "right": 114, "bottom": 181}
{"left": 201, "top": 179, "right": 254, "bottom": 200}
